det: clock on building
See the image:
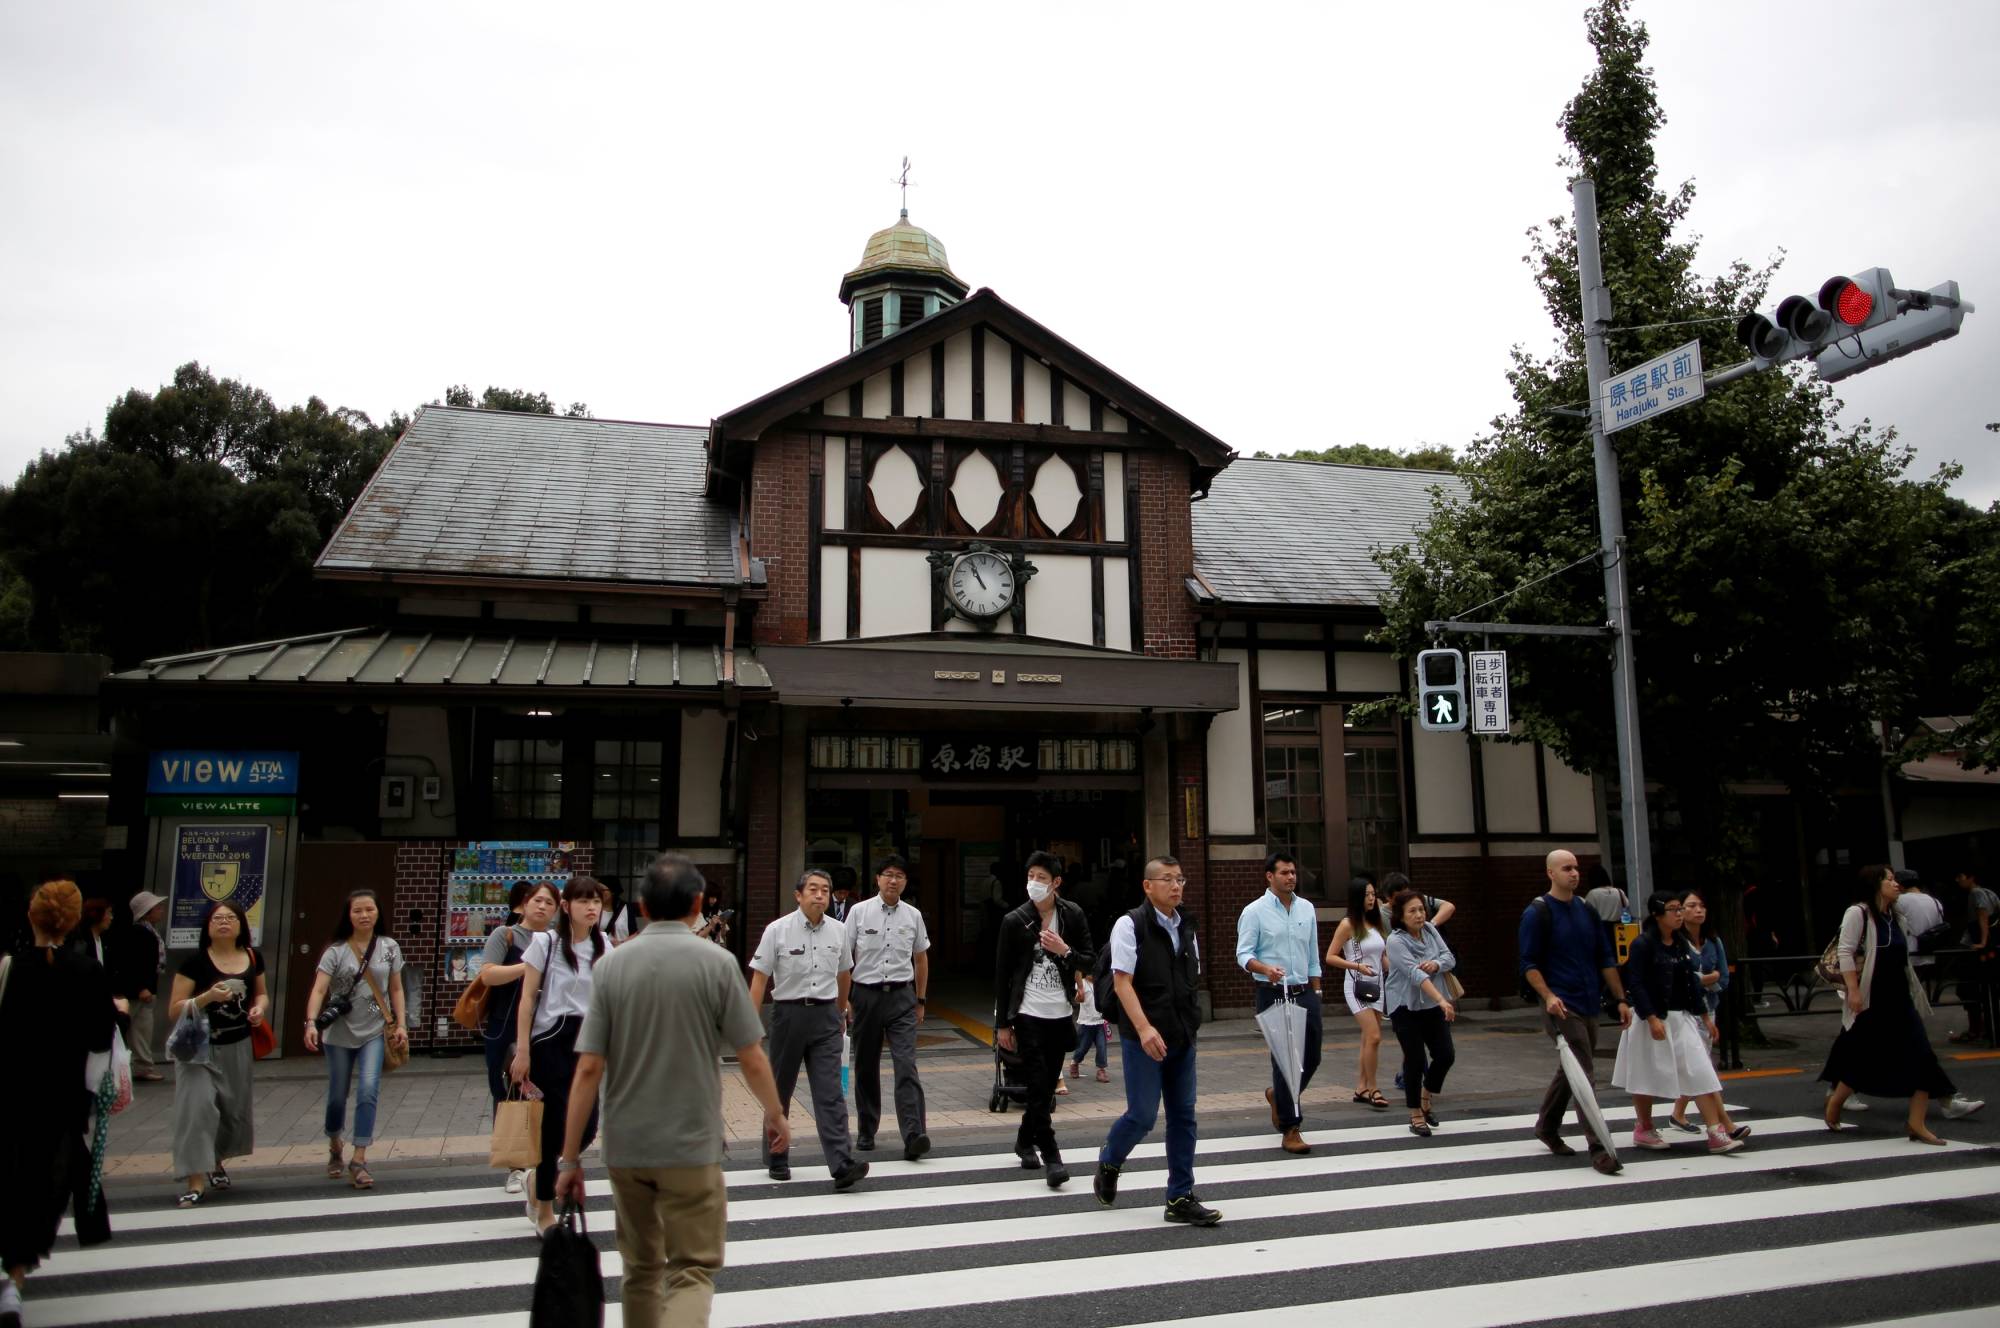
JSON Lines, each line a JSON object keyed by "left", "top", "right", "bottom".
{"left": 929, "top": 543, "right": 1036, "bottom": 629}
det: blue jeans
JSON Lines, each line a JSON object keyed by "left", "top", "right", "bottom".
{"left": 1072, "top": 1021, "right": 1109, "bottom": 1069}
{"left": 323, "top": 1036, "right": 384, "bottom": 1147}
{"left": 1100, "top": 1035, "right": 1198, "bottom": 1200}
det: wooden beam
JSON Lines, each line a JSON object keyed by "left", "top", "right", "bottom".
{"left": 786, "top": 413, "right": 1149, "bottom": 449}
{"left": 820, "top": 530, "right": 1135, "bottom": 556}
{"left": 848, "top": 382, "right": 863, "bottom": 418}
{"left": 1092, "top": 552, "right": 1106, "bottom": 648}
{"left": 930, "top": 342, "right": 945, "bottom": 417}
{"left": 847, "top": 545, "right": 862, "bottom": 638}
{"left": 971, "top": 326, "right": 985, "bottom": 421}
{"left": 890, "top": 361, "right": 904, "bottom": 417}
{"left": 1011, "top": 343, "right": 1025, "bottom": 424}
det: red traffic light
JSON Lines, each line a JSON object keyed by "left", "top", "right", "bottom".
{"left": 1820, "top": 277, "right": 1874, "bottom": 327}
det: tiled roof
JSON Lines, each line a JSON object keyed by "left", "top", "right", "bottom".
{"left": 317, "top": 408, "right": 742, "bottom": 588}
{"left": 1193, "top": 458, "right": 1465, "bottom": 608}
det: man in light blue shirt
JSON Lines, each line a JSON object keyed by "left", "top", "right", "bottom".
{"left": 1234, "top": 850, "right": 1322, "bottom": 1155}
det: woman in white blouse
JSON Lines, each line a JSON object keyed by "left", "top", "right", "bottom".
{"left": 511, "top": 876, "right": 608, "bottom": 1231}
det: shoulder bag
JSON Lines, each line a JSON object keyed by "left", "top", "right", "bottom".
{"left": 247, "top": 948, "right": 278, "bottom": 1059}
{"left": 361, "top": 945, "right": 409, "bottom": 1072}
{"left": 452, "top": 927, "right": 508, "bottom": 1031}
{"left": 1815, "top": 907, "right": 1864, "bottom": 986}
{"left": 530, "top": 1199, "right": 605, "bottom": 1327}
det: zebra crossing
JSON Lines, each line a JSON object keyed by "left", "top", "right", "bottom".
{"left": 37, "top": 1103, "right": 2000, "bottom": 1328}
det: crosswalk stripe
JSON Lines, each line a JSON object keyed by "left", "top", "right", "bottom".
{"left": 37, "top": 1123, "right": 1915, "bottom": 1278}
{"left": 1109, "top": 1225, "right": 2000, "bottom": 1328}
{"left": 705, "top": 1168, "right": 2000, "bottom": 1327}
{"left": 31, "top": 1126, "right": 1988, "bottom": 1326}
{"left": 68, "top": 1102, "right": 1673, "bottom": 1237}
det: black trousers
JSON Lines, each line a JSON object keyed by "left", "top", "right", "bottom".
{"left": 1253, "top": 984, "right": 1323, "bottom": 1129}
{"left": 529, "top": 1014, "right": 597, "bottom": 1203}
{"left": 1389, "top": 1006, "right": 1455, "bottom": 1109}
{"left": 1012, "top": 1014, "right": 1074, "bottom": 1158}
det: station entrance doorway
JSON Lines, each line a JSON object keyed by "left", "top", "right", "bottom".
{"left": 804, "top": 785, "right": 1144, "bottom": 979}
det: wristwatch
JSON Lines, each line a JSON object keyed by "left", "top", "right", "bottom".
{"left": 916, "top": 997, "right": 927, "bottom": 1004}
{"left": 557, "top": 1156, "right": 584, "bottom": 1173}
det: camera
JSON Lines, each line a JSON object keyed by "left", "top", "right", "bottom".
{"left": 314, "top": 995, "right": 352, "bottom": 1031}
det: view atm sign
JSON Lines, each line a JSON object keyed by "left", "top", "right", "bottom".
{"left": 147, "top": 750, "right": 300, "bottom": 796}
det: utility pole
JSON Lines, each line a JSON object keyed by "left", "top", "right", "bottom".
{"left": 1573, "top": 178, "right": 1655, "bottom": 909}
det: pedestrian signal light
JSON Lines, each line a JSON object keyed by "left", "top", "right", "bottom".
{"left": 1415, "top": 648, "right": 1467, "bottom": 733}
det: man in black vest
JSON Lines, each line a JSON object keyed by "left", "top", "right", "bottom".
{"left": 1092, "top": 855, "right": 1220, "bottom": 1225}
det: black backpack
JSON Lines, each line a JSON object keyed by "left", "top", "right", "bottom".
{"left": 1517, "top": 894, "right": 1556, "bottom": 1004}
{"left": 1092, "top": 934, "right": 1119, "bottom": 1028}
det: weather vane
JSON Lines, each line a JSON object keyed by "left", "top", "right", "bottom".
{"left": 894, "top": 156, "right": 913, "bottom": 217}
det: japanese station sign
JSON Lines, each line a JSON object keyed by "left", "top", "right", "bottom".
{"left": 923, "top": 734, "right": 1038, "bottom": 779}
{"left": 1469, "top": 650, "right": 1511, "bottom": 735}
{"left": 1602, "top": 339, "right": 1704, "bottom": 435}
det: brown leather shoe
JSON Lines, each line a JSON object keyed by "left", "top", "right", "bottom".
{"left": 1534, "top": 1130, "right": 1577, "bottom": 1157}
{"left": 1265, "top": 1087, "right": 1281, "bottom": 1132}
{"left": 1590, "top": 1151, "right": 1623, "bottom": 1175}
{"left": 1281, "top": 1127, "right": 1311, "bottom": 1155}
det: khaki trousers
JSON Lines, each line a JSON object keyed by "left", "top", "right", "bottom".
{"left": 608, "top": 1163, "right": 727, "bottom": 1328}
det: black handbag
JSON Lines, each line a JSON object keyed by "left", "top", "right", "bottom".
{"left": 530, "top": 1199, "right": 604, "bottom": 1327}
{"left": 1352, "top": 977, "right": 1382, "bottom": 1005}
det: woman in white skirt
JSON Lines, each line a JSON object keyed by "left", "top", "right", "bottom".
{"left": 1614, "top": 893, "right": 1744, "bottom": 1155}
{"left": 1325, "top": 878, "right": 1391, "bottom": 1108}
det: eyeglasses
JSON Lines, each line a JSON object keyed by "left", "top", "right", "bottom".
{"left": 878, "top": 872, "right": 907, "bottom": 883}
{"left": 1146, "top": 875, "right": 1187, "bottom": 886}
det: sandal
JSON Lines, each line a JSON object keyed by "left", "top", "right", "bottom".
{"left": 328, "top": 1142, "right": 345, "bottom": 1179}
{"left": 1366, "top": 1090, "right": 1390, "bottom": 1109}
{"left": 176, "top": 1188, "right": 204, "bottom": 1208}
{"left": 208, "top": 1167, "right": 231, "bottom": 1191}
{"left": 1409, "top": 1112, "right": 1432, "bottom": 1138}
{"left": 348, "top": 1160, "right": 375, "bottom": 1190}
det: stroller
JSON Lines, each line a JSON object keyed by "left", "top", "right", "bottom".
{"left": 987, "top": 1038, "right": 1032, "bottom": 1113}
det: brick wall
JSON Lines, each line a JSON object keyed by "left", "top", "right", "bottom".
{"left": 748, "top": 431, "right": 812, "bottom": 645}
{"left": 743, "top": 737, "right": 781, "bottom": 947}
{"left": 1407, "top": 851, "right": 1601, "bottom": 1001}
{"left": 1133, "top": 451, "right": 1198, "bottom": 660}
{"left": 0, "top": 796, "right": 107, "bottom": 858}
{"left": 1206, "top": 858, "right": 1266, "bottom": 1013}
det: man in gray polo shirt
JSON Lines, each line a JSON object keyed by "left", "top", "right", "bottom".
{"left": 556, "top": 853, "right": 786, "bottom": 1328}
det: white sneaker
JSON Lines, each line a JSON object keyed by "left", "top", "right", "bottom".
{"left": 1943, "top": 1095, "right": 1987, "bottom": 1120}
{"left": 1828, "top": 1091, "right": 1869, "bottom": 1112}
{"left": 0, "top": 1279, "right": 22, "bottom": 1323}
{"left": 504, "top": 1169, "right": 525, "bottom": 1194}
{"left": 525, "top": 1190, "right": 540, "bottom": 1229}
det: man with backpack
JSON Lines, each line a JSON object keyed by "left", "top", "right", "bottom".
{"left": 1519, "top": 849, "right": 1632, "bottom": 1176}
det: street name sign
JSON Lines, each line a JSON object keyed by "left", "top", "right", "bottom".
{"left": 1603, "top": 339, "right": 1704, "bottom": 434}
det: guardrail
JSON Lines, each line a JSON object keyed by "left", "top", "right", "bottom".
{"left": 1713, "top": 946, "right": 1997, "bottom": 1070}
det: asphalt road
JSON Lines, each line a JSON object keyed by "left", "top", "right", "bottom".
{"left": 33, "top": 1060, "right": 2000, "bottom": 1328}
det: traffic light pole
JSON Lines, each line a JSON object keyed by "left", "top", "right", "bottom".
{"left": 1573, "top": 177, "right": 1656, "bottom": 910}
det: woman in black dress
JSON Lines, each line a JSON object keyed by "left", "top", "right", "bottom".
{"left": 1822, "top": 863, "right": 1955, "bottom": 1144}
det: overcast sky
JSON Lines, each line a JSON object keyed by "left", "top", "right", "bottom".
{"left": 3, "top": 2, "right": 1996, "bottom": 505}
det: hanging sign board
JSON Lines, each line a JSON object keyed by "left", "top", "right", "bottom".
{"left": 1469, "top": 650, "right": 1511, "bottom": 735}
{"left": 1603, "top": 339, "right": 1704, "bottom": 434}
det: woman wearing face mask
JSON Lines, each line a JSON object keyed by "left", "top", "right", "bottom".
{"left": 992, "top": 851, "right": 1096, "bottom": 1188}
{"left": 511, "top": 877, "right": 607, "bottom": 1232}
{"left": 479, "top": 880, "right": 558, "bottom": 1194}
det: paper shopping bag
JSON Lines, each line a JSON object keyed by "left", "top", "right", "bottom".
{"left": 490, "top": 1092, "right": 544, "bottom": 1170}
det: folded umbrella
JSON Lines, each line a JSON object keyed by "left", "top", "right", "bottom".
{"left": 1557, "top": 1035, "right": 1618, "bottom": 1160}
{"left": 1254, "top": 986, "right": 1307, "bottom": 1114}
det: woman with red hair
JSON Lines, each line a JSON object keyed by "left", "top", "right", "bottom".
{"left": 1, "top": 881, "right": 116, "bottom": 1326}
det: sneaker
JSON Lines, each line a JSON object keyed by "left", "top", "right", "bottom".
{"left": 1044, "top": 1153, "right": 1070, "bottom": 1188}
{"left": 1827, "top": 1091, "right": 1870, "bottom": 1112}
{"left": 1394, "top": 1071, "right": 1406, "bottom": 1091}
{"left": 1055, "top": 1080, "right": 1069, "bottom": 1096}
{"left": 1729, "top": 1124, "right": 1753, "bottom": 1141}
{"left": 768, "top": 1157, "right": 791, "bottom": 1182}
{"left": 504, "top": 1169, "right": 525, "bottom": 1194}
{"left": 1017, "top": 1145, "right": 1041, "bottom": 1170}
{"left": 525, "top": 1191, "right": 541, "bottom": 1229}
{"left": 1096, "top": 1067, "right": 1110, "bottom": 1083}
{"left": 832, "top": 1160, "right": 870, "bottom": 1191}
{"left": 1707, "top": 1130, "right": 1745, "bottom": 1155}
{"left": 1, "top": 1277, "right": 22, "bottom": 1327}
{"left": 1164, "top": 1194, "right": 1222, "bottom": 1226}
{"left": 1631, "top": 1127, "right": 1671, "bottom": 1151}
{"left": 1067, "top": 1061, "right": 1081, "bottom": 1078}
{"left": 1943, "top": 1095, "right": 1987, "bottom": 1120}
{"left": 1664, "top": 1116, "right": 1703, "bottom": 1135}
{"left": 1094, "top": 1162, "right": 1120, "bottom": 1206}
{"left": 903, "top": 1133, "right": 932, "bottom": 1162}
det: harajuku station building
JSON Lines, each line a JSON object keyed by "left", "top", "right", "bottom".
{"left": 95, "top": 212, "right": 1602, "bottom": 1052}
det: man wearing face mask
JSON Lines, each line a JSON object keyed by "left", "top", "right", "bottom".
{"left": 994, "top": 850, "right": 1096, "bottom": 1188}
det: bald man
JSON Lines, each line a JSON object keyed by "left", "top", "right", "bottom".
{"left": 1518, "top": 849, "right": 1631, "bottom": 1175}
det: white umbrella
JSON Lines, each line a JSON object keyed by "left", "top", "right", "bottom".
{"left": 1254, "top": 987, "right": 1307, "bottom": 1114}
{"left": 1557, "top": 1036, "right": 1618, "bottom": 1160}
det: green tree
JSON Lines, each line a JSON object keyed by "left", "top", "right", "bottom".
{"left": 1373, "top": 0, "right": 1955, "bottom": 886}
{"left": 442, "top": 385, "right": 591, "bottom": 418}
{"left": 0, "top": 364, "right": 399, "bottom": 662}
{"left": 1252, "top": 442, "right": 1458, "bottom": 470}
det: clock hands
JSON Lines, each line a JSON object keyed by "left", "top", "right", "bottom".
{"left": 970, "top": 563, "right": 988, "bottom": 590}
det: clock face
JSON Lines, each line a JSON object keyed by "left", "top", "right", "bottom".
{"left": 947, "top": 550, "right": 1016, "bottom": 620}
